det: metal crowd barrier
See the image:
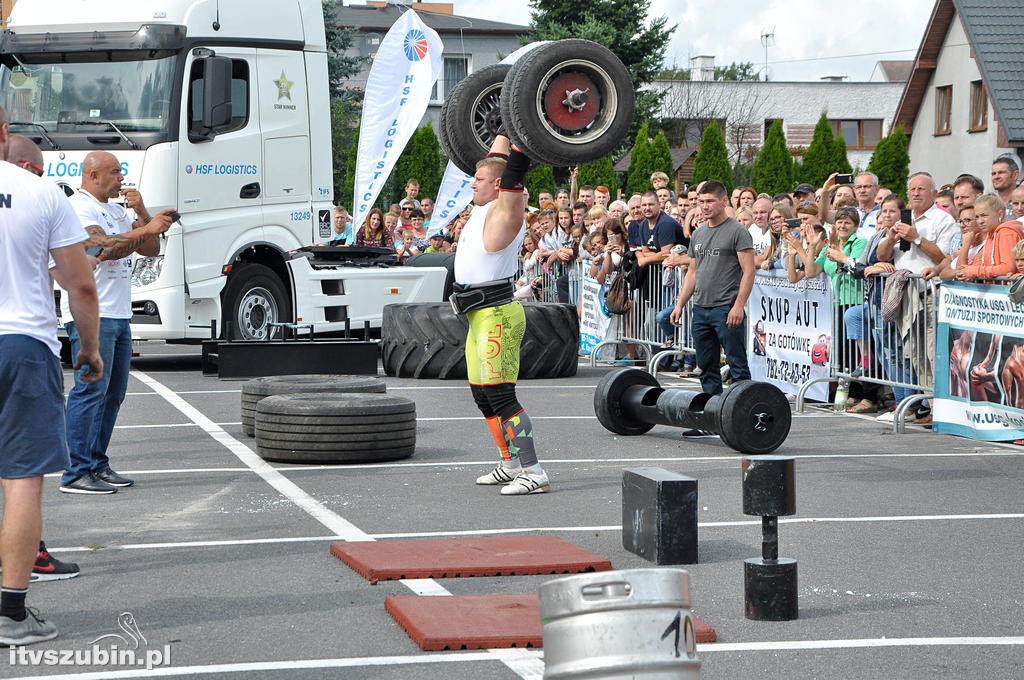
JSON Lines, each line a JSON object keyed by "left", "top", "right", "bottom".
{"left": 795, "top": 272, "right": 939, "bottom": 433}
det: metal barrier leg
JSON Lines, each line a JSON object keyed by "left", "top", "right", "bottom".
{"left": 892, "top": 394, "right": 930, "bottom": 434}
{"left": 795, "top": 377, "right": 833, "bottom": 414}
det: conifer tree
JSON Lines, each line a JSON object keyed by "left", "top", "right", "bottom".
{"left": 752, "top": 120, "right": 793, "bottom": 196}
{"left": 692, "top": 120, "right": 733, "bottom": 192}
{"left": 626, "top": 121, "right": 655, "bottom": 196}
{"left": 867, "top": 125, "right": 910, "bottom": 199}
{"left": 578, "top": 155, "right": 619, "bottom": 198}
{"left": 800, "top": 113, "right": 834, "bottom": 188}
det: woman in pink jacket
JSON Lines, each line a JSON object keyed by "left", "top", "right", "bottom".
{"left": 957, "top": 194, "right": 1023, "bottom": 280}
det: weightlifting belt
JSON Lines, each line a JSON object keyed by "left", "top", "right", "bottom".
{"left": 449, "top": 278, "right": 514, "bottom": 315}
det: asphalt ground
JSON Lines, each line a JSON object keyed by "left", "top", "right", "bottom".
{"left": 4, "top": 343, "right": 1022, "bottom": 679}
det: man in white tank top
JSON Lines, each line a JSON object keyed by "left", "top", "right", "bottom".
{"left": 454, "top": 134, "right": 549, "bottom": 495}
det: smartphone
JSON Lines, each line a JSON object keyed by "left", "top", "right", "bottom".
{"left": 836, "top": 174, "right": 854, "bottom": 185}
{"left": 899, "top": 209, "right": 913, "bottom": 251}
{"left": 784, "top": 217, "right": 802, "bottom": 229}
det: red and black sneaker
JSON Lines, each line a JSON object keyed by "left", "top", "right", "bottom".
{"left": 33, "top": 542, "right": 80, "bottom": 582}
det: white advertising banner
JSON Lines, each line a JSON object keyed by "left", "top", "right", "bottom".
{"left": 934, "top": 281, "right": 1024, "bottom": 441}
{"left": 352, "top": 10, "right": 442, "bottom": 229}
{"left": 431, "top": 160, "right": 474, "bottom": 229}
{"left": 745, "top": 270, "right": 832, "bottom": 402}
{"left": 579, "top": 271, "right": 617, "bottom": 355}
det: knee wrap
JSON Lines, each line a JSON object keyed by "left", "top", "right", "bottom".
{"left": 470, "top": 384, "right": 496, "bottom": 418}
{"left": 479, "top": 383, "right": 522, "bottom": 420}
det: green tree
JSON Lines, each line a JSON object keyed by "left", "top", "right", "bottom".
{"left": 528, "top": 0, "right": 675, "bottom": 137}
{"left": 650, "top": 130, "right": 674, "bottom": 178}
{"left": 752, "top": 120, "right": 793, "bottom": 196}
{"left": 656, "top": 60, "right": 762, "bottom": 81}
{"left": 392, "top": 122, "right": 444, "bottom": 202}
{"left": 324, "top": 0, "right": 366, "bottom": 204}
{"left": 331, "top": 99, "right": 358, "bottom": 207}
{"left": 800, "top": 113, "right": 835, "bottom": 188}
{"left": 692, "top": 120, "right": 732, "bottom": 192}
{"left": 831, "top": 135, "right": 853, "bottom": 176}
{"left": 626, "top": 121, "right": 655, "bottom": 196}
{"left": 578, "top": 155, "right": 619, "bottom": 198}
{"left": 526, "top": 164, "right": 556, "bottom": 205}
{"left": 323, "top": 0, "right": 365, "bottom": 99}
{"left": 341, "top": 124, "right": 360, "bottom": 210}
{"left": 867, "top": 125, "right": 910, "bottom": 199}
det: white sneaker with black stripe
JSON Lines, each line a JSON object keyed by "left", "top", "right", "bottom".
{"left": 476, "top": 465, "right": 522, "bottom": 485}
{"left": 500, "top": 469, "right": 550, "bottom": 495}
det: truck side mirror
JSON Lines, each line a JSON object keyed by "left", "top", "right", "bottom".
{"left": 201, "top": 56, "right": 233, "bottom": 132}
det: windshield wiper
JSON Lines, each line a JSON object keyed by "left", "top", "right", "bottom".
{"left": 9, "top": 121, "right": 59, "bottom": 150}
{"left": 63, "top": 120, "right": 139, "bottom": 150}
{"left": 95, "top": 120, "right": 138, "bottom": 150}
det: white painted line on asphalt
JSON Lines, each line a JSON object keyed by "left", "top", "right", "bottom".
{"left": 3, "top": 652, "right": 517, "bottom": 679}
{"left": 130, "top": 370, "right": 543, "bottom": 680}
{"left": 50, "top": 513, "right": 1024, "bottom": 554}
{"left": 125, "top": 389, "right": 243, "bottom": 396}
{"left": 11, "top": 636, "right": 1024, "bottom": 679}
{"left": 55, "top": 447, "right": 1024, "bottom": 477}
{"left": 700, "top": 636, "right": 1024, "bottom": 652}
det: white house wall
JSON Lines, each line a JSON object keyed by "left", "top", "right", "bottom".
{"left": 651, "top": 79, "right": 904, "bottom": 172}
{"left": 907, "top": 14, "right": 1013, "bottom": 186}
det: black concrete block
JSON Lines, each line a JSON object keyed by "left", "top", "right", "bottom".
{"left": 622, "top": 467, "right": 698, "bottom": 565}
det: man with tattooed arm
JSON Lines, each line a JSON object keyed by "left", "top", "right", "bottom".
{"left": 53, "top": 151, "right": 176, "bottom": 495}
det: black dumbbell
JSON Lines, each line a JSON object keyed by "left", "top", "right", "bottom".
{"left": 742, "top": 456, "right": 798, "bottom": 621}
{"left": 594, "top": 368, "right": 792, "bottom": 455}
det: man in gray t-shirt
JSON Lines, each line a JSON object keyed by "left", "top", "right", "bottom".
{"left": 671, "top": 180, "right": 755, "bottom": 401}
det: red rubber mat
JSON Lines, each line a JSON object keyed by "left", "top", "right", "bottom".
{"left": 330, "top": 536, "right": 613, "bottom": 582}
{"left": 385, "top": 594, "right": 719, "bottom": 650}
{"left": 386, "top": 594, "right": 542, "bottom": 651}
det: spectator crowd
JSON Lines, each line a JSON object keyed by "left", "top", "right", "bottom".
{"left": 333, "top": 153, "right": 1024, "bottom": 423}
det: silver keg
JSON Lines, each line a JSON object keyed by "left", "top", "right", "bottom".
{"left": 539, "top": 568, "right": 701, "bottom": 679}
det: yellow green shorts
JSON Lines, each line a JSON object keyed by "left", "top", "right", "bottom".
{"left": 465, "top": 301, "right": 526, "bottom": 385}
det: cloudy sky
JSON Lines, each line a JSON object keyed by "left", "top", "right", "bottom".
{"left": 449, "top": 0, "right": 935, "bottom": 82}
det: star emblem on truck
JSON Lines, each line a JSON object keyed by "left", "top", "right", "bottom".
{"left": 274, "top": 71, "right": 294, "bottom": 101}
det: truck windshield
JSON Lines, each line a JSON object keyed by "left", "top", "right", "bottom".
{"left": 1, "top": 55, "right": 176, "bottom": 135}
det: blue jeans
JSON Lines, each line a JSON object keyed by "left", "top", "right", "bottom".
{"left": 692, "top": 305, "right": 750, "bottom": 395}
{"left": 870, "top": 307, "right": 914, "bottom": 403}
{"left": 62, "top": 318, "right": 132, "bottom": 484}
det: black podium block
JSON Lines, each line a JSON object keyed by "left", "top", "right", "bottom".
{"left": 622, "top": 467, "right": 698, "bottom": 564}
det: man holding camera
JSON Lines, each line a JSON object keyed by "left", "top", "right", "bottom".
{"left": 874, "top": 171, "right": 957, "bottom": 423}
{"left": 56, "top": 152, "right": 176, "bottom": 495}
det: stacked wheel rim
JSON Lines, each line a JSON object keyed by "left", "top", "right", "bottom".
{"left": 255, "top": 393, "right": 416, "bottom": 464}
{"left": 241, "top": 374, "right": 386, "bottom": 437}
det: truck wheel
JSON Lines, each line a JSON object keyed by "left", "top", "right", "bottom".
{"left": 254, "top": 393, "right": 416, "bottom": 464}
{"left": 441, "top": 64, "right": 510, "bottom": 175}
{"left": 222, "top": 264, "right": 291, "bottom": 340}
{"left": 500, "top": 40, "right": 634, "bottom": 168}
{"left": 381, "top": 302, "right": 578, "bottom": 380}
{"left": 241, "top": 375, "right": 387, "bottom": 437}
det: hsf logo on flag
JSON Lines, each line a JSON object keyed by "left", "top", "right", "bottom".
{"left": 352, "top": 12, "right": 442, "bottom": 230}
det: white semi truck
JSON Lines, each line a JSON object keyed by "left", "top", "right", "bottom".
{"left": 1, "top": 0, "right": 446, "bottom": 341}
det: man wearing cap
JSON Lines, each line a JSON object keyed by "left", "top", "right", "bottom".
{"left": 793, "top": 183, "right": 816, "bottom": 207}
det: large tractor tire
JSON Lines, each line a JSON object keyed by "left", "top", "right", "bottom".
{"left": 380, "top": 302, "right": 578, "bottom": 380}
{"left": 240, "top": 374, "right": 386, "bottom": 437}
{"left": 254, "top": 393, "right": 416, "bottom": 464}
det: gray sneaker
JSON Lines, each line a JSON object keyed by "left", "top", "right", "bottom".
{"left": 476, "top": 465, "right": 522, "bottom": 485}
{"left": 0, "top": 608, "right": 58, "bottom": 646}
